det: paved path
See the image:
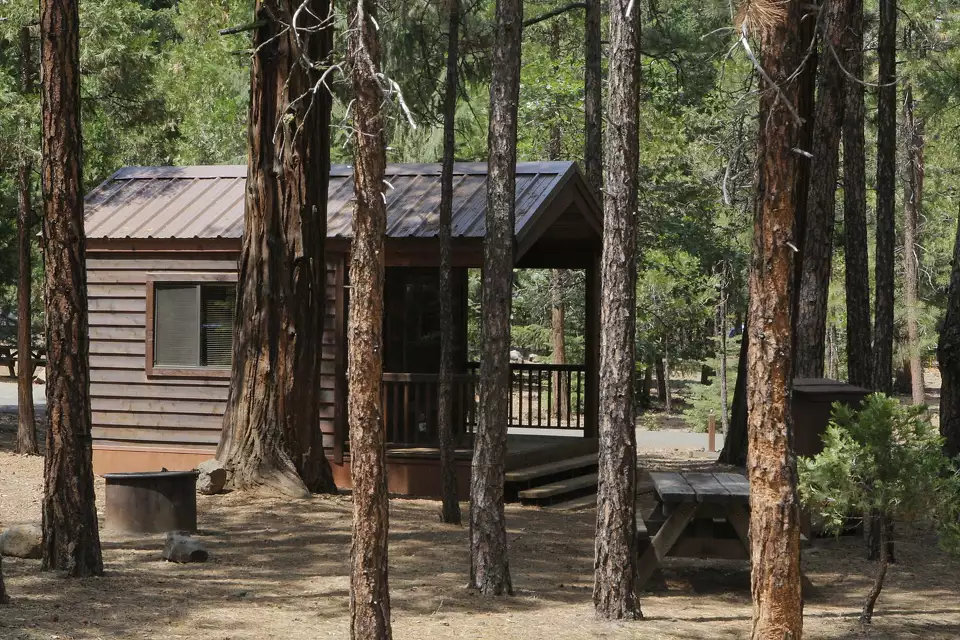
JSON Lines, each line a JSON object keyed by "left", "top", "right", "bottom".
{"left": 0, "top": 381, "right": 46, "bottom": 412}
{"left": 637, "top": 429, "right": 724, "bottom": 452}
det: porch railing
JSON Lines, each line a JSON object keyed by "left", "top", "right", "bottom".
{"left": 380, "top": 361, "right": 586, "bottom": 447}
{"left": 381, "top": 372, "right": 477, "bottom": 446}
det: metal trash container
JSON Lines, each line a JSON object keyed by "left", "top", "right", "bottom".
{"left": 104, "top": 470, "right": 199, "bottom": 533}
{"left": 792, "top": 378, "right": 871, "bottom": 458}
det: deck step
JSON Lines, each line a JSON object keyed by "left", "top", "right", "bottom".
{"left": 505, "top": 454, "right": 597, "bottom": 483}
{"left": 544, "top": 493, "right": 597, "bottom": 511}
{"left": 518, "top": 472, "right": 598, "bottom": 503}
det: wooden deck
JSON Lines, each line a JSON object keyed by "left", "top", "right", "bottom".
{"left": 330, "top": 435, "right": 599, "bottom": 498}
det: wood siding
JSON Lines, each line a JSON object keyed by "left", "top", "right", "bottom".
{"left": 87, "top": 251, "right": 341, "bottom": 455}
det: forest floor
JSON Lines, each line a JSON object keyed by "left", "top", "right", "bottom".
{"left": 2, "top": 411, "right": 959, "bottom": 639}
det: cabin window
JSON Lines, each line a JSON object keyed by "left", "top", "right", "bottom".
{"left": 153, "top": 283, "right": 236, "bottom": 369}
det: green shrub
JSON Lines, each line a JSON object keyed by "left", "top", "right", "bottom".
{"left": 798, "top": 394, "right": 960, "bottom": 623}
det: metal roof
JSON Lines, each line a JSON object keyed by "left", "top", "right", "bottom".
{"left": 83, "top": 162, "right": 598, "bottom": 243}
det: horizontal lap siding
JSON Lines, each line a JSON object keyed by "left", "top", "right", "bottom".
{"left": 87, "top": 250, "right": 340, "bottom": 454}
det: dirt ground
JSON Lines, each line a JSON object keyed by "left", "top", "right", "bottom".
{"left": 2, "top": 415, "right": 959, "bottom": 639}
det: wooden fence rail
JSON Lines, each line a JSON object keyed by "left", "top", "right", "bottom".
{"left": 379, "top": 361, "right": 586, "bottom": 447}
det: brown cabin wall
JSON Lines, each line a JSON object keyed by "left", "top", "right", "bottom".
{"left": 86, "top": 246, "right": 342, "bottom": 473}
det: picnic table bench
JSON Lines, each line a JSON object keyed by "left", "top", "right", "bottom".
{"left": 636, "top": 471, "right": 752, "bottom": 589}
{"left": 0, "top": 344, "right": 47, "bottom": 378}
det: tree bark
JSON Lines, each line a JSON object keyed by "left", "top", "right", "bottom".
{"left": 469, "top": 0, "right": 522, "bottom": 597}
{"left": 437, "top": 0, "right": 462, "bottom": 526}
{"left": 347, "top": 0, "right": 392, "bottom": 634}
{"left": 217, "top": 0, "right": 336, "bottom": 498}
{"left": 717, "top": 288, "right": 730, "bottom": 432}
{"left": 16, "top": 25, "right": 37, "bottom": 456}
{"left": 842, "top": 0, "right": 872, "bottom": 390}
{"left": 593, "top": 0, "right": 641, "bottom": 620}
{"left": 639, "top": 365, "right": 652, "bottom": 409}
{"left": 789, "top": 2, "right": 819, "bottom": 366}
{"left": 40, "top": 0, "right": 103, "bottom": 577}
{"left": 938, "top": 203, "right": 960, "bottom": 459}
{"left": 583, "top": 0, "right": 602, "bottom": 198}
{"left": 0, "top": 556, "right": 8, "bottom": 604}
{"left": 745, "top": 2, "right": 805, "bottom": 636}
{"left": 860, "top": 520, "right": 889, "bottom": 623}
{"left": 547, "top": 33, "right": 570, "bottom": 424}
{"left": 903, "top": 85, "right": 924, "bottom": 406}
{"left": 718, "top": 324, "right": 748, "bottom": 466}
{"left": 655, "top": 356, "right": 666, "bottom": 402}
{"left": 662, "top": 343, "right": 672, "bottom": 414}
{"left": 795, "top": 0, "right": 849, "bottom": 379}
{"left": 873, "top": 0, "right": 897, "bottom": 395}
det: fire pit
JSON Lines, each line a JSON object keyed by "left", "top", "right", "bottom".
{"left": 104, "top": 470, "right": 199, "bottom": 533}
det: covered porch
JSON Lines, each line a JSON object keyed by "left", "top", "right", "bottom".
{"left": 326, "top": 161, "right": 602, "bottom": 499}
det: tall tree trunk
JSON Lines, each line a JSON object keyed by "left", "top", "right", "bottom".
{"left": 347, "top": 0, "right": 392, "bottom": 634}
{"left": 593, "top": 0, "right": 641, "bottom": 620}
{"left": 583, "top": 0, "right": 602, "bottom": 197}
{"left": 789, "top": 2, "right": 819, "bottom": 365}
{"left": 662, "top": 343, "right": 672, "bottom": 414}
{"left": 795, "top": 0, "right": 849, "bottom": 378}
{"left": 16, "top": 25, "right": 37, "bottom": 456}
{"left": 470, "top": 0, "right": 522, "bottom": 597}
{"left": 717, "top": 288, "right": 730, "bottom": 432}
{"left": 550, "top": 269, "right": 570, "bottom": 421}
{"left": 547, "top": 28, "right": 570, "bottom": 424}
{"left": 842, "top": 0, "right": 871, "bottom": 390}
{"left": 40, "top": 0, "right": 103, "bottom": 577}
{"left": 903, "top": 85, "right": 924, "bottom": 406}
{"left": 873, "top": 0, "right": 897, "bottom": 395}
{"left": 639, "top": 365, "right": 652, "bottom": 409}
{"left": 437, "top": 0, "right": 462, "bottom": 526}
{"left": 0, "top": 556, "right": 8, "bottom": 604}
{"left": 938, "top": 204, "right": 960, "bottom": 459}
{"left": 744, "top": 1, "right": 805, "bottom": 635}
{"left": 217, "top": 0, "right": 336, "bottom": 498}
{"left": 718, "top": 325, "right": 748, "bottom": 466}
{"left": 655, "top": 356, "right": 666, "bottom": 402}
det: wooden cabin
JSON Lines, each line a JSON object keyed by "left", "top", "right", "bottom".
{"left": 83, "top": 162, "right": 603, "bottom": 501}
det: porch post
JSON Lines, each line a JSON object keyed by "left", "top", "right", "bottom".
{"left": 584, "top": 251, "right": 600, "bottom": 438}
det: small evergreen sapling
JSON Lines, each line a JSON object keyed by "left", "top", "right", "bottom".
{"left": 798, "top": 394, "right": 960, "bottom": 623}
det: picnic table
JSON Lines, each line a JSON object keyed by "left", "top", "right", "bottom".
{"left": 0, "top": 344, "right": 47, "bottom": 378}
{"left": 636, "top": 471, "right": 751, "bottom": 589}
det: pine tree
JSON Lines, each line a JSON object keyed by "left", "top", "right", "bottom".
{"left": 40, "top": 0, "right": 103, "bottom": 577}
{"left": 347, "top": 0, "right": 392, "bottom": 633}
{"left": 842, "top": 0, "right": 872, "bottom": 389}
{"left": 742, "top": 0, "right": 805, "bottom": 634}
{"left": 216, "top": 0, "right": 337, "bottom": 498}
{"left": 795, "top": 0, "right": 851, "bottom": 378}
{"left": 469, "top": 0, "right": 522, "bottom": 597}
{"left": 437, "top": 0, "right": 463, "bottom": 526}
{"left": 593, "top": 0, "right": 642, "bottom": 619}
{"left": 15, "top": 24, "right": 37, "bottom": 456}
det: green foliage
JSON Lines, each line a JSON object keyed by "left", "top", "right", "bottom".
{"left": 798, "top": 394, "right": 960, "bottom": 551}
{"left": 681, "top": 333, "right": 741, "bottom": 432}
{"left": 637, "top": 248, "right": 717, "bottom": 365}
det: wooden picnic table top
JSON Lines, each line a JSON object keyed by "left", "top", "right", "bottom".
{"left": 648, "top": 471, "right": 749, "bottom": 505}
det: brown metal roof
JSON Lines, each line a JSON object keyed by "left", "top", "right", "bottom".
{"left": 84, "top": 162, "right": 600, "bottom": 245}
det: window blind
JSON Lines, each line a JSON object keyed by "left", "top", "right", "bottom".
{"left": 200, "top": 284, "right": 236, "bottom": 368}
{"left": 154, "top": 285, "right": 200, "bottom": 366}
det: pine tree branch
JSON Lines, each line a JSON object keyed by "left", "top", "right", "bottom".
{"left": 523, "top": 2, "right": 586, "bottom": 28}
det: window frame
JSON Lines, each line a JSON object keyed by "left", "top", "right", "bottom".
{"left": 145, "top": 272, "right": 238, "bottom": 379}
